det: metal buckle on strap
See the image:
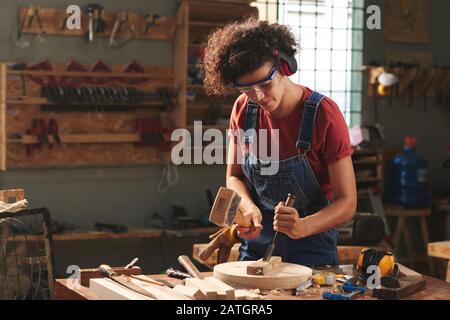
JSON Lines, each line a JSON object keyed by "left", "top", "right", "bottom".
{"left": 304, "top": 100, "right": 319, "bottom": 108}
{"left": 298, "top": 149, "right": 307, "bottom": 158}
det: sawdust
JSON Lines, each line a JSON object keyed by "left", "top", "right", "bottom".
{"left": 269, "top": 288, "right": 286, "bottom": 295}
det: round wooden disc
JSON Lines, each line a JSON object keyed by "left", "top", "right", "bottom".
{"left": 213, "top": 261, "right": 312, "bottom": 290}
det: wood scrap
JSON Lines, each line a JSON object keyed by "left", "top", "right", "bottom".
{"left": 398, "top": 264, "right": 423, "bottom": 279}
{"left": 173, "top": 285, "right": 206, "bottom": 300}
{"left": 89, "top": 278, "right": 152, "bottom": 300}
{"left": 130, "top": 274, "right": 165, "bottom": 286}
{"left": 178, "top": 255, "right": 204, "bottom": 279}
{"left": 128, "top": 278, "right": 192, "bottom": 300}
{"left": 203, "top": 277, "right": 235, "bottom": 300}
{"left": 184, "top": 278, "right": 218, "bottom": 300}
{"left": 247, "top": 256, "right": 282, "bottom": 276}
{"left": 235, "top": 289, "right": 262, "bottom": 300}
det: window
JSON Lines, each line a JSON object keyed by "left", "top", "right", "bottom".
{"left": 257, "top": 0, "right": 365, "bottom": 126}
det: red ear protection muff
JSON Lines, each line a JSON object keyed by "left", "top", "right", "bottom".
{"left": 278, "top": 50, "right": 298, "bottom": 76}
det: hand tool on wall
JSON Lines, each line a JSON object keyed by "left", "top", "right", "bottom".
{"left": 178, "top": 255, "right": 203, "bottom": 279}
{"left": 142, "top": 14, "right": 161, "bottom": 35}
{"left": 88, "top": 59, "right": 112, "bottom": 85}
{"left": 16, "top": 6, "right": 45, "bottom": 48}
{"left": 109, "top": 11, "right": 137, "bottom": 48}
{"left": 47, "top": 119, "right": 61, "bottom": 148}
{"left": 121, "top": 60, "right": 147, "bottom": 85}
{"left": 98, "top": 264, "right": 156, "bottom": 299}
{"left": 263, "top": 193, "right": 296, "bottom": 262}
{"left": 28, "top": 59, "right": 55, "bottom": 86}
{"left": 85, "top": 4, "right": 97, "bottom": 42}
{"left": 93, "top": 5, "right": 106, "bottom": 34}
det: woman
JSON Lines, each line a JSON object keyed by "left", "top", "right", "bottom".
{"left": 202, "top": 17, "right": 356, "bottom": 267}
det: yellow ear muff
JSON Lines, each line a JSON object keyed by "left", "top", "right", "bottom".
{"left": 378, "top": 252, "right": 395, "bottom": 277}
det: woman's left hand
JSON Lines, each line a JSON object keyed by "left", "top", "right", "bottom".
{"left": 273, "top": 202, "right": 308, "bottom": 240}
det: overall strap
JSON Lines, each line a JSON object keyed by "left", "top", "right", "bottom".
{"left": 243, "top": 100, "right": 259, "bottom": 145}
{"left": 296, "top": 91, "right": 325, "bottom": 153}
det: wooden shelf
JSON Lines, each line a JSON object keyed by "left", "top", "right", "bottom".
{"left": 7, "top": 69, "right": 175, "bottom": 80}
{"left": 189, "top": 20, "right": 225, "bottom": 28}
{"left": 7, "top": 97, "right": 173, "bottom": 107}
{"left": 12, "top": 227, "right": 219, "bottom": 242}
{"left": 18, "top": 7, "right": 178, "bottom": 41}
{"left": 8, "top": 133, "right": 170, "bottom": 145}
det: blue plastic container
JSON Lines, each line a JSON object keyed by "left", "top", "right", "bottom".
{"left": 388, "top": 137, "right": 429, "bottom": 208}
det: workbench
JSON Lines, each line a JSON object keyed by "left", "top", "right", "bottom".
{"left": 54, "top": 267, "right": 450, "bottom": 300}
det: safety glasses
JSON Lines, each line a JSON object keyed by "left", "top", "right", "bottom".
{"left": 232, "top": 61, "right": 280, "bottom": 94}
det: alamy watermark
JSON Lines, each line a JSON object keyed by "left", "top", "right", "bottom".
{"left": 171, "top": 121, "right": 280, "bottom": 176}
{"left": 64, "top": 4, "right": 382, "bottom": 31}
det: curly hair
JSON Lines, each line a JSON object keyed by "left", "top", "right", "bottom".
{"left": 202, "top": 17, "right": 298, "bottom": 96}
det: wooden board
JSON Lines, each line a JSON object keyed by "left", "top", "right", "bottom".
{"left": 373, "top": 277, "right": 427, "bottom": 300}
{"left": 89, "top": 278, "right": 152, "bottom": 300}
{"left": 247, "top": 257, "right": 282, "bottom": 275}
{"left": 214, "top": 261, "right": 312, "bottom": 290}
{"left": 428, "top": 241, "right": 450, "bottom": 260}
{"left": 80, "top": 266, "right": 141, "bottom": 287}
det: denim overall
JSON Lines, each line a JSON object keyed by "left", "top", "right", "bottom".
{"left": 239, "top": 91, "right": 339, "bottom": 268}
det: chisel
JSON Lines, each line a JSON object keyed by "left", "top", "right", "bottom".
{"left": 263, "top": 194, "right": 296, "bottom": 262}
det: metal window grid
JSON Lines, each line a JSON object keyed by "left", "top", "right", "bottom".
{"left": 256, "top": 0, "right": 365, "bottom": 127}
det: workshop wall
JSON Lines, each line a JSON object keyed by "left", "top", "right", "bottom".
{"left": 363, "top": 0, "right": 450, "bottom": 194}
{"left": 0, "top": 0, "right": 226, "bottom": 226}
{"left": 0, "top": 0, "right": 226, "bottom": 274}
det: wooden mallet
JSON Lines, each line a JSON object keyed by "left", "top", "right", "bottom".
{"left": 208, "top": 187, "right": 252, "bottom": 228}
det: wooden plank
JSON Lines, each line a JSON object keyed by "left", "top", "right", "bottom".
{"left": 247, "top": 257, "right": 282, "bottom": 275}
{"left": 9, "top": 133, "right": 170, "bottom": 144}
{"left": 7, "top": 69, "right": 174, "bottom": 79}
{"left": 184, "top": 278, "right": 218, "bottom": 300}
{"left": 89, "top": 278, "right": 152, "bottom": 300}
{"left": 128, "top": 278, "right": 192, "bottom": 300}
{"left": 80, "top": 266, "right": 141, "bottom": 287}
{"left": 203, "top": 277, "right": 235, "bottom": 300}
{"left": 428, "top": 241, "right": 450, "bottom": 260}
{"left": 235, "top": 289, "right": 261, "bottom": 300}
{"left": 385, "top": 206, "right": 431, "bottom": 217}
{"left": 173, "top": 285, "right": 206, "bottom": 300}
{"left": 0, "top": 63, "right": 6, "bottom": 171}
{"left": 398, "top": 264, "right": 423, "bottom": 279}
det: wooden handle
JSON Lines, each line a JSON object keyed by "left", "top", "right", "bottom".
{"left": 198, "top": 236, "right": 222, "bottom": 262}
{"left": 234, "top": 206, "right": 253, "bottom": 228}
{"left": 98, "top": 264, "right": 117, "bottom": 278}
{"left": 178, "top": 255, "right": 203, "bottom": 279}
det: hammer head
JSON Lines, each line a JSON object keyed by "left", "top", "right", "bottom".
{"left": 209, "top": 187, "right": 242, "bottom": 227}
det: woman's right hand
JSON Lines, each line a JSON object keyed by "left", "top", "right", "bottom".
{"left": 236, "top": 202, "right": 263, "bottom": 239}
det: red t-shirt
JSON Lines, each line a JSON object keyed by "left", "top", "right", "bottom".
{"left": 229, "top": 86, "right": 353, "bottom": 200}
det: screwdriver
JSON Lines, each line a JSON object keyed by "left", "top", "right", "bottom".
{"left": 263, "top": 193, "right": 296, "bottom": 262}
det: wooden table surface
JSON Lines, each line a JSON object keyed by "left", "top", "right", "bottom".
{"left": 55, "top": 269, "right": 450, "bottom": 300}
